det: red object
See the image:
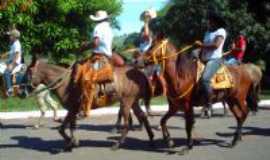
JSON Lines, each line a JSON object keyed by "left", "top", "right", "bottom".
{"left": 112, "top": 52, "right": 125, "bottom": 67}
{"left": 231, "top": 35, "right": 247, "bottom": 61}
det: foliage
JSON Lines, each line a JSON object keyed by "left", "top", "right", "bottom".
{"left": 158, "top": 0, "right": 270, "bottom": 63}
{"left": 0, "top": 0, "right": 122, "bottom": 64}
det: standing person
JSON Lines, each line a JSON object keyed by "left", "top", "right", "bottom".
{"left": 224, "top": 33, "right": 247, "bottom": 65}
{"left": 195, "top": 12, "right": 227, "bottom": 108}
{"left": 0, "top": 28, "right": 23, "bottom": 96}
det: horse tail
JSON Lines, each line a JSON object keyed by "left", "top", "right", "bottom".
{"left": 244, "top": 63, "right": 262, "bottom": 113}
{"left": 246, "top": 83, "right": 260, "bottom": 113}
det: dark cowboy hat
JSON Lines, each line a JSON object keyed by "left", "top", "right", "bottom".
{"left": 207, "top": 11, "right": 227, "bottom": 28}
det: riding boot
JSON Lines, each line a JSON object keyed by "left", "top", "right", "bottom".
{"left": 202, "top": 81, "right": 213, "bottom": 109}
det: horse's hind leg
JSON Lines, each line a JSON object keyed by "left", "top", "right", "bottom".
{"left": 112, "top": 106, "right": 134, "bottom": 133}
{"left": 111, "top": 107, "right": 123, "bottom": 133}
{"left": 112, "top": 99, "right": 132, "bottom": 150}
{"left": 227, "top": 99, "right": 249, "bottom": 147}
{"left": 132, "top": 101, "right": 154, "bottom": 144}
{"left": 160, "top": 100, "right": 178, "bottom": 148}
{"left": 222, "top": 101, "right": 228, "bottom": 117}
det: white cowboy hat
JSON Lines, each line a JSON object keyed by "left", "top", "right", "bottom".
{"left": 90, "top": 10, "right": 109, "bottom": 21}
{"left": 7, "top": 29, "right": 20, "bottom": 38}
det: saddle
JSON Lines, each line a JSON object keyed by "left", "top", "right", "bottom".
{"left": 77, "top": 55, "right": 114, "bottom": 117}
{"left": 90, "top": 54, "right": 114, "bottom": 83}
{"left": 197, "top": 60, "right": 234, "bottom": 89}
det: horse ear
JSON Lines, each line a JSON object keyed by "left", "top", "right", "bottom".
{"left": 30, "top": 54, "right": 38, "bottom": 67}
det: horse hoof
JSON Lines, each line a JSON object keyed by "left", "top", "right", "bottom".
{"left": 72, "top": 138, "right": 79, "bottom": 147}
{"left": 63, "top": 146, "right": 73, "bottom": 152}
{"left": 54, "top": 118, "right": 63, "bottom": 123}
{"left": 168, "top": 139, "right": 175, "bottom": 148}
{"left": 177, "top": 147, "right": 190, "bottom": 155}
{"left": 110, "top": 128, "right": 120, "bottom": 134}
{"left": 111, "top": 143, "right": 120, "bottom": 151}
{"left": 230, "top": 139, "right": 239, "bottom": 148}
{"left": 33, "top": 125, "right": 40, "bottom": 129}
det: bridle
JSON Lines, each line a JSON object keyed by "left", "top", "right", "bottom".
{"left": 28, "top": 61, "right": 74, "bottom": 96}
{"left": 144, "top": 39, "right": 195, "bottom": 72}
{"left": 144, "top": 39, "right": 196, "bottom": 99}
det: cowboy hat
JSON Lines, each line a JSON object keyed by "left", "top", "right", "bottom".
{"left": 7, "top": 29, "right": 21, "bottom": 38}
{"left": 90, "top": 10, "right": 109, "bottom": 21}
{"left": 140, "top": 8, "right": 157, "bottom": 21}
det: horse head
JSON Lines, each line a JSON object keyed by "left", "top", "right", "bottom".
{"left": 26, "top": 55, "right": 44, "bottom": 88}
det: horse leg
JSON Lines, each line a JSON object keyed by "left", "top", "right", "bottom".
{"left": 183, "top": 101, "right": 195, "bottom": 150}
{"left": 58, "top": 110, "right": 74, "bottom": 151}
{"left": 69, "top": 114, "right": 79, "bottom": 148}
{"left": 111, "top": 107, "right": 123, "bottom": 133}
{"left": 132, "top": 101, "right": 154, "bottom": 145}
{"left": 160, "top": 100, "right": 178, "bottom": 148}
{"left": 111, "top": 99, "right": 132, "bottom": 150}
{"left": 227, "top": 99, "right": 248, "bottom": 147}
{"left": 222, "top": 101, "right": 228, "bottom": 117}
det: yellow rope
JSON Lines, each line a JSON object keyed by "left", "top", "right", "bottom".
{"left": 146, "top": 39, "right": 197, "bottom": 100}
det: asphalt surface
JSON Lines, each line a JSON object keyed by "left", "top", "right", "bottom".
{"left": 1, "top": 106, "right": 270, "bottom": 160}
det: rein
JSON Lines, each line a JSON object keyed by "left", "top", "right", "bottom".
{"left": 145, "top": 39, "right": 196, "bottom": 99}
{"left": 29, "top": 61, "right": 75, "bottom": 97}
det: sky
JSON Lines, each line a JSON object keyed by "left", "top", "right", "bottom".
{"left": 113, "top": 0, "right": 169, "bottom": 36}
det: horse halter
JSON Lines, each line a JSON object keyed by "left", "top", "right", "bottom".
{"left": 144, "top": 39, "right": 169, "bottom": 72}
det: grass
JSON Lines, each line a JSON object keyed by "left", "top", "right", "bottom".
{"left": 0, "top": 90, "right": 270, "bottom": 112}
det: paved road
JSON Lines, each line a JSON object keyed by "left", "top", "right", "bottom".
{"left": 1, "top": 106, "right": 270, "bottom": 160}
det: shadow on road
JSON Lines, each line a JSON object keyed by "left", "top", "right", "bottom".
{"left": 0, "top": 124, "right": 32, "bottom": 129}
{"left": 0, "top": 136, "right": 115, "bottom": 154}
{"left": 216, "top": 126, "right": 270, "bottom": 138}
{"left": 0, "top": 134, "right": 228, "bottom": 155}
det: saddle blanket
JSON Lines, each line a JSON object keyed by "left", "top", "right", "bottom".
{"left": 197, "top": 61, "right": 234, "bottom": 89}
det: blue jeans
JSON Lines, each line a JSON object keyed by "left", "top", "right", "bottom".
{"left": 201, "top": 59, "right": 222, "bottom": 96}
{"left": 224, "top": 55, "right": 240, "bottom": 65}
{"left": 3, "top": 69, "right": 12, "bottom": 91}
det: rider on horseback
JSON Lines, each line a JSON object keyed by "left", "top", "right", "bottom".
{"left": 137, "top": 9, "right": 167, "bottom": 96}
{"left": 195, "top": 12, "right": 227, "bottom": 109}
{"left": 89, "top": 10, "right": 114, "bottom": 83}
{"left": 0, "top": 27, "right": 23, "bottom": 97}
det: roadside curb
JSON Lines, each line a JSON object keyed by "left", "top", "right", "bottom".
{"left": 1, "top": 100, "right": 270, "bottom": 120}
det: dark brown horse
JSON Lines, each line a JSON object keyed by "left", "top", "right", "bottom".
{"left": 144, "top": 38, "right": 258, "bottom": 153}
{"left": 27, "top": 57, "right": 154, "bottom": 151}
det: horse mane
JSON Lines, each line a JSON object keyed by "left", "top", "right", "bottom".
{"left": 38, "top": 59, "right": 67, "bottom": 73}
{"left": 175, "top": 45, "right": 197, "bottom": 79}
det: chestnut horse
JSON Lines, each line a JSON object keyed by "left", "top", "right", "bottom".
{"left": 27, "top": 57, "right": 154, "bottom": 151}
{"left": 145, "top": 39, "right": 258, "bottom": 153}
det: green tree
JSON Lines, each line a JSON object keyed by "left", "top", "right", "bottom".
{"left": 158, "top": 0, "right": 269, "bottom": 61}
{"left": 0, "top": 0, "right": 122, "bottom": 64}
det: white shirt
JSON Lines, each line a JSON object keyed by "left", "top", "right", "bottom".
{"left": 7, "top": 40, "right": 22, "bottom": 65}
{"left": 92, "top": 21, "right": 113, "bottom": 57}
{"left": 201, "top": 28, "right": 226, "bottom": 61}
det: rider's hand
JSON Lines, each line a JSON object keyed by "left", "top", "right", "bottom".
{"left": 194, "top": 41, "right": 203, "bottom": 48}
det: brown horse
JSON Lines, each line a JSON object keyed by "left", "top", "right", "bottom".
{"left": 144, "top": 38, "right": 257, "bottom": 153}
{"left": 201, "top": 63, "right": 262, "bottom": 118}
{"left": 27, "top": 57, "right": 154, "bottom": 151}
